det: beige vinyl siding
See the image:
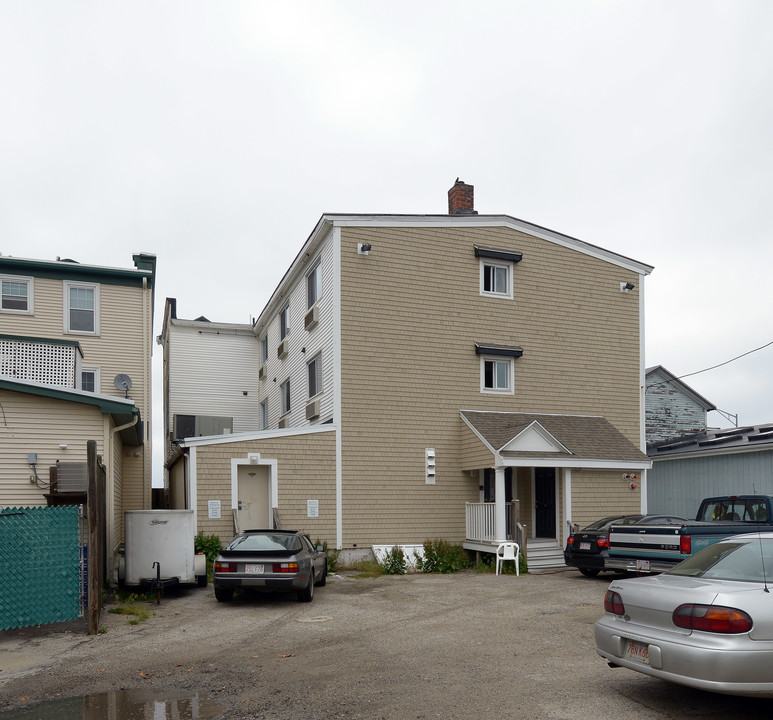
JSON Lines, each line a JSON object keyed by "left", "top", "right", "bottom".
{"left": 568, "top": 470, "right": 641, "bottom": 530}
{"left": 168, "top": 323, "right": 260, "bottom": 433}
{"left": 257, "top": 234, "right": 336, "bottom": 428}
{"left": 0, "top": 389, "right": 105, "bottom": 507}
{"left": 111, "top": 429, "right": 124, "bottom": 549}
{"left": 194, "top": 430, "right": 337, "bottom": 546}
{"left": 2, "top": 273, "right": 153, "bottom": 501}
{"left": 338, "top": 225, "right": 642, "bottom": 546}
{"left": 459, "top": 421, "right": 496, "bottom": 470}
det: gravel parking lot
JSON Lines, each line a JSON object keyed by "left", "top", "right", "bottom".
{"left": 1, "top": 568, "right": 772, "bottom": 719}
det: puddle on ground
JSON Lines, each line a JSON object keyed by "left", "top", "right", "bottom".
{"left": 0, "top": 689, "right": 222, "bottom": 719}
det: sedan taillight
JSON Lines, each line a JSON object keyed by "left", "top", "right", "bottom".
{"left": 567, "top": 537, "right": 575, "bottom": 546}
{"left": 273, "top": 562, "right": 299, "bottom": 573}
{"left": 604, "top": 590, "right": 625, "bottom": 615}
{"left": 596, "top": 536, "right": 610, "bottom": 548}
{"left": 214, "top": 561, "right": 237, "bottom": 573}
{"left": 673, "top": 604, "right": 752, "bottom": 633}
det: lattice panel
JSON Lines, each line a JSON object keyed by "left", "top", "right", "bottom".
{"left": 0, "top": 339, "right": 76, "bottom": 387}
{"left": 0, "top": 506, "right": 83, "bottom": 630}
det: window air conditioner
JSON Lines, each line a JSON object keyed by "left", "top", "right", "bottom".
{"left": 304, "top": 305, "right": 319, "bottom": 331}
{"left": 305, "top": 400, "right": 320, "bottom": 420}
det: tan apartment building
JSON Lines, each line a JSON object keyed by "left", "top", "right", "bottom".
{"left": 0, "top": 253, "right": 156, "bottom": 570}
{"left": 167, "top": 182, "right": 651, "bottom": 567}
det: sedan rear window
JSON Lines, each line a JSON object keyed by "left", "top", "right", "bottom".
{"left": 226, "top": 533, "right": 303, "bottom": 552}
{"left": 668, "top": 538, "right": 773, "bottom": 582}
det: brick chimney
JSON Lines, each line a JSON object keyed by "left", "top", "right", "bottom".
{"left": 448, "top": 179, "right": 477, "bottom": 215}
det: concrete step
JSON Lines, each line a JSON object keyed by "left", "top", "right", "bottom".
{"left": 525, "top": 540, "right": 565, "bottom": 570}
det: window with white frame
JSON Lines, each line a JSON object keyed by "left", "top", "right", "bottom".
{"left": 64, "top": 281, "right": 99, "bottom": 334}
{"left": 1, "top": 275, "right": 33, "bottom": 313}
{"left": 481, "top": 356, "right": 514, "bottom": 394}
{"left": 260, "top": 399, "right": 268, "bottom": 430}
{"left": 480, "top": 259, "right": 512, "bottom": 298}
{"left": 306, "top": 260, "right": 321, "bottom": 309}
{"left": 280, "top": 379, "right": 290, "bottom": 415}
{"left": 80, "top": 367, "right": 100, "bottom": 393}
{"left": 279, "top": 303, "right": 290, "bottom": 340}
{"left": 260, "top": 335, "right": 268, "bottom": 365}
{"left": 307, "top": 353, "right": 322, "bottom": 399}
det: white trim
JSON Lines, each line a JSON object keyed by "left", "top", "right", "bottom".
{"left": 479, "top": 258, "right": 513, "bottom": 299}
{"left": 63, "top": 280, "right": 100, "bottom": 335}
{"left": 500, "top": 420, "right": 570, "bottom": 454}
{"left": 189, "top": 446, "right": 197, "bottom": 529}
{"left": 562, "top": 468, "right": 572, "bottom": 546}
{"left": 503, "top": 457, "right": 651, "bottom": 470}
{"left": 639, "top": 272, "right": 647, "bottom": 452}
{"left": 230, "top": 453, "right": 279, "bottom": 522}
{"left": 333, "top": 226, "right": 343, "bottom": 550}
{"left": 80, "top": 366, "right": 101, "bottom": 393}
{"left": 0, "top": 274, "right": 34, "bottom": 314}
{"left": 480, "top": 355, "right": 514, "bottom": 395}
{"left": 180, "top": 424, "right": 336, "bottom": 447}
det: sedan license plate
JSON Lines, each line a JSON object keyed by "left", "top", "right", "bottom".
{"left": 636, "top": 559, "right": 650, "bottom": 572}
{"left": 245, "top": 564, "right": 264, "bottom": 574}
{"left": 625, "top": 639, "right": 649, "bottom": 665}
{"left": 579, "top": 542, "right": 591, "bottom": 551}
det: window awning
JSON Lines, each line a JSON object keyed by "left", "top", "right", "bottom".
{"left": 475, "top": 342, "right": 523, "bottom": 358}
{"left": 474, "top": 245, "right": 523, "bottom": 263}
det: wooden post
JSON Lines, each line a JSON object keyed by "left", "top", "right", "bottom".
{"left": 87, "top": 440, "right": 100, "bottom": 635}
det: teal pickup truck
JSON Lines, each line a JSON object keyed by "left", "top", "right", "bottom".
{"left": 606, "top": 495, "right": 773, "bottom": 573}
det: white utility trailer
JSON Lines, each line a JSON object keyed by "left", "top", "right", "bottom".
{"left": 119, "top": 510, "right": 207, "bottom": 589}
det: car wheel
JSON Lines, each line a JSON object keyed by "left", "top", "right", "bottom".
{"left": 197, "top": 574, "right": 208, "bottom": 587}
{"left": 578, "top": 568, "right": 600, "bottom": 577}
{"left": 297, "top": 571, "right": 314, "bottom": 602}
{"left": 214, "top": 586, "right": 234, "bottom": 602}
{"left": 316, "top": 562, "right": 327, "bottom": 587}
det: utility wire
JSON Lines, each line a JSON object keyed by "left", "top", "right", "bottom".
{"left": 646, "top": 338, "right": 773, "bottom": 391}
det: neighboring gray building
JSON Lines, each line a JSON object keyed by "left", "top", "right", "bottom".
{"left": 647, "top": 425, "right": 773, "bottom": 518}
{"left": 645, "top": 365, "right": 716, "bottom": 445}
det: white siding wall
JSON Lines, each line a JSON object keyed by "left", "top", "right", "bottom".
{"left": 168, "top": 323, "right": 260, "bottom": 434}
{"left": 646, "top": 368, "right": 708, "bottom": 444}
{"left": 257, "top": 232, "right": 336, "bottom": 429}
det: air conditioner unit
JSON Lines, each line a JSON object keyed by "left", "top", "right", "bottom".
{"left": 277, "top": 340, "right": 287, "bottom": 359}
{"left": 259, "top": 365, "right": 265, "bottom": 380}
{"left": 56, "top": 462, "right": 89, "bottom": 493}
{"left": 304, "top": 305, "right": 319, "bottom": 331}
{"left": 305, "top": 400, "right": 320, "bottom": 420}
{"left": 278, "top": 418, "right": 288, "bottom": 429}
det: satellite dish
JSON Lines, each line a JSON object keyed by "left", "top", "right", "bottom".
{"left": 114, "top": 374, "right": 133, "bottom": 396}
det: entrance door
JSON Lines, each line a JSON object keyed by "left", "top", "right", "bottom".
{"left": 236, "top": 465, "right": 270, "bottom": 531}
{"left": 534, "top": 468, "right": 556, "bottom": 538}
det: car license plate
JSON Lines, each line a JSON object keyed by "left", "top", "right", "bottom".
{"left": 245, "top": 564, "right": 264, "bottom": 574}
{"left": 579, "top": 542, "right": 591, "bottom": 551}
{"left": 625, "top": 640, "right": 649, "bottom": 665}
{"left": 636, "top": 559, "right": 650, "bottom": 572}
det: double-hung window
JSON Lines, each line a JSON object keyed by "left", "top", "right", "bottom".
{"left": 65, "top": 281, "right": 99, "bottom": 334}
{"left": 260, "top": 335, "right": 268, "bottom": 365}
{"left": 260, "top": 399, "right": 268, "bottom": 430}
{"left": 279, "top": 303, "right": 290, "bottom": 340}
{"left": 307, "top": 261, "right": 321, "bottom": 309}
{"left": 1, "top": 275, "right": 33, "bottom": 313}
{"left": 280, "top": 379, "right": 290, "bottom": 416}
{"left": 307, "top": 353, "right": 322, "bottom": 399}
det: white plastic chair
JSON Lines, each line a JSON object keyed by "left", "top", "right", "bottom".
{"left": 496, "top": 542, "right": 520, "bottom": 576}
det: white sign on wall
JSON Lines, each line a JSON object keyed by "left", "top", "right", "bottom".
{"left": 306, "top": 499, "right": 319, "bottom": 518}
{"left": 208, "top": 500, "right": 221, "bottom": 519}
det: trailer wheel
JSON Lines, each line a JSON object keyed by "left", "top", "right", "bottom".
{"left": 215, "top": 586, "right": 234, "bottom": 602}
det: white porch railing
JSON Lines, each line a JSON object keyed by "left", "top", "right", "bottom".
{"left": 466, "top": 502, "right": 520, "bottom": 542}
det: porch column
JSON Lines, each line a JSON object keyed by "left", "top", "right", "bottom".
{"left": 562, "top": 467, "right": 572, "bottom": 547}
{"left": 494, "top": 466, "right": 507, "bottom": 542}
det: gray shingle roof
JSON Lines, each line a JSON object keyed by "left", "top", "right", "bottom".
{"left": 461, "top": 410, "right": 649, "bottom": 463}
{"left": 648, "top": 424, "right": 773, "bottom": 458}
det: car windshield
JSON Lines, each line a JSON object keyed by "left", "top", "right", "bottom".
{"left": 668, "top": 537, "right": 773, "bottom": 582}
{"left": 226, "top": 533, "right": 303, "bottom": 552}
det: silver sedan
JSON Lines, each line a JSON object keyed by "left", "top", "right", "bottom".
{"left": 595, "top": 532, "right": 773, "bottom": 697}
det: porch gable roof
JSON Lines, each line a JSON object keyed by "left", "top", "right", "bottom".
{"left": 460, "top": 410, "right": 650, "bottom": 467}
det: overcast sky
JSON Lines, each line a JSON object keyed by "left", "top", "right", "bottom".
{"left": 2, "top": 1, "right": 771, "bottom": 485}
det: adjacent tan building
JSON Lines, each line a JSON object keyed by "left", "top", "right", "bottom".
{"left": 0, "top": 253, "right": 156, "bottom": 571}
{"left": 167, "top": 182, "right": 652, "bottom": 567}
